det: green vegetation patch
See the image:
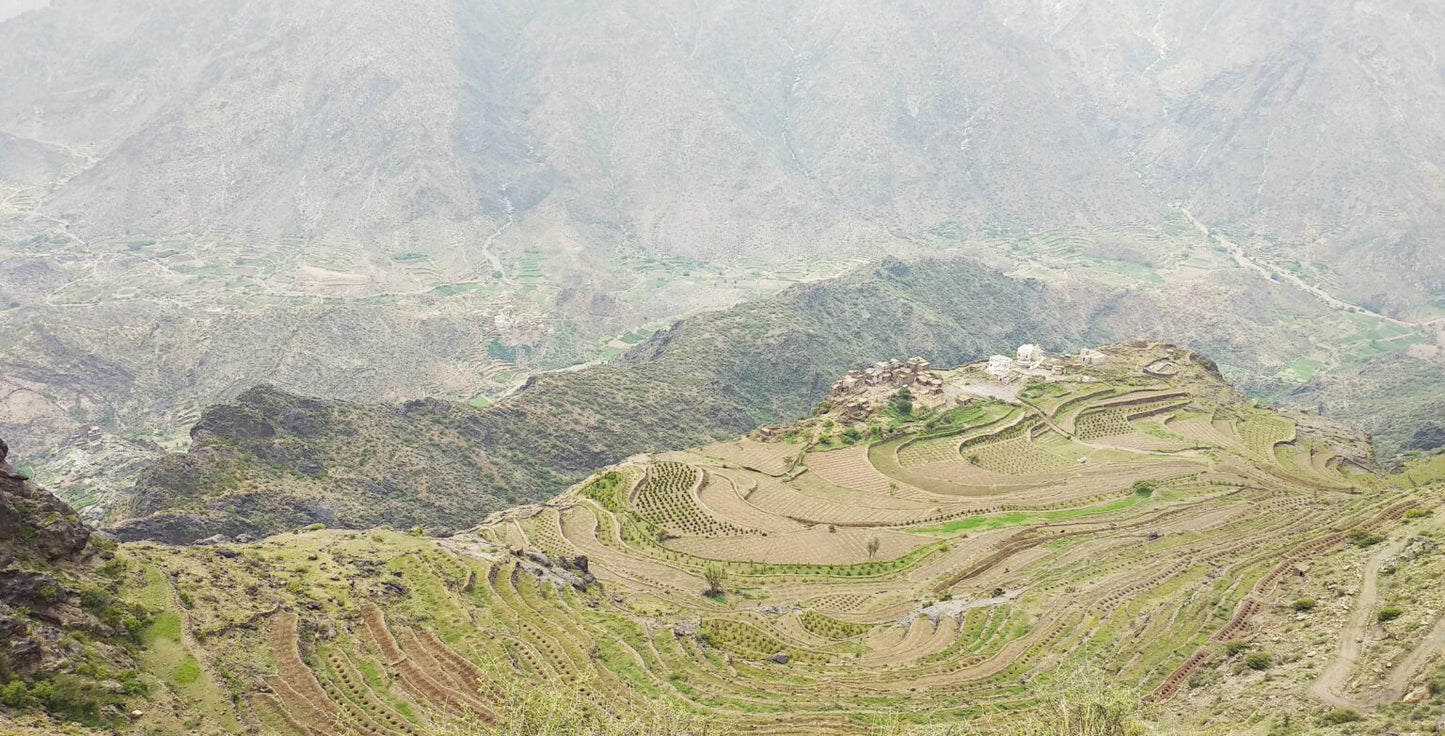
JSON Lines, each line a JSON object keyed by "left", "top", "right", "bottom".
{"left": 911, "top": 491, "right": 1150, "bottom": 536}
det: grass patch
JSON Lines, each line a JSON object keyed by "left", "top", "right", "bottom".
{"left": 143, "top": 612, "right": 184, "bottom": 646}
{"left": 911, "top": 492, "right": 1149, "bottom": 536}
{"left": 171, "top": 655, "right": 201, "bottom": 686}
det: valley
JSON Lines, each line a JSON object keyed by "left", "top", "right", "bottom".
{"left": 4, "top": 0, "right": 1445, "bottom": 530}
{"left": 1, "top": 2, "right": 1443, "bottom": 733}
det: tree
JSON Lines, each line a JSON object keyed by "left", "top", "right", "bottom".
{"left": 891, "top": 387, "right": 914, "bottom": 417}
{"left": 866, "top": 537, "right": 881, "bottom": 558}
{"left": 703, "top": 563, "right": 727, "bottom": 596}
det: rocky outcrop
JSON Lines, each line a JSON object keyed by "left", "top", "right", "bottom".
{"left": 1290, "top": 411, "right": 1377, "bottom": 470}
{"left": 1402, "top": 422, "right": 1445, "bottom": 454}
{"left": 0, "top": 438, "right": 91, "bottom": 568}
{"left": 1, "top": 437, "right": 105, "bottom": 681}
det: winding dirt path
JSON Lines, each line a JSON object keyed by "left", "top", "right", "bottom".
{"left": 1312, "top": 516, "right": 1445, "bottom": 709}
{"left": 1311, "top": 535, "right": 1408, "bottom": 708}
{"left": 1174, "top": 206, "right": 1416, "bottom": 328}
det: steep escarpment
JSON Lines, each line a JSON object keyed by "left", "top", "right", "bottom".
{"left": 1, "top": 439, "right": 150, "bottom": 727}
{"left": 112, "top": 258, "right": 1104, "bottom": 543}
{"left": 1, "top": 438, "right": 91, "bottom": 567}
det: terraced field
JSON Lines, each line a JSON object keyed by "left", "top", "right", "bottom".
{"left": 108, "top": 345, "right": 1445, "bottom": 735}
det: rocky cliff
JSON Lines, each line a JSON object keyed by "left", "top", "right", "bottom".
{"left": 1, "top": 438, "right": 92, "bottom": 568}
{"left": 1, "top": 438, "right": 146, "bottom": 725}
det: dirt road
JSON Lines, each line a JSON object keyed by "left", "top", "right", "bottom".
{"left": 1311, "top": 536, "right": 1409, "bottom": 708}
{"left": 1312, "top": 523, "right": 1445, "bottom": 708}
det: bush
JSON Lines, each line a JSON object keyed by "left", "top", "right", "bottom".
{"left": 1131, "top": 480, "right": 1155, "bottom": 497}
{"left": 1245, "top": 652, "right": 1272, "bottom": 670}
{"left": 890, "top": 388, "right": 914, "bottom": 418}
{"left": 1320, "top": 708, "right": 1362, "bottom": 725}
{"left": 1428, "top": 664, "right": 1445, "bottom": 696}
{"left": 1291, "top": 598, "right": 1316, "bottom": 612}
{"left": 27, "top": 674, "right": 111, "bottom": 722}
{"left": 1378, "top": 606, "right": 1403, "bottom": 622}
{"left": 1224, "top": 640, "right": 1249, "bottom": 656}
{"left": 1, "top": 680, "right": 33, "bottom": 708}
{"left": 1349, "top": 530, "right": 1384, "bottom": 547}
{"left": 75, "top": 586, "right": 152, "bottom": 644}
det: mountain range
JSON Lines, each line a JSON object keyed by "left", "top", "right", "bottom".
{"left": 4, "top": 0, "right": 1443, "bottom": 519}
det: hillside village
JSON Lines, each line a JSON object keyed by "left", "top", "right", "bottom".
{"left": 821, "top": 344, "right": 1124, "bottom": 423}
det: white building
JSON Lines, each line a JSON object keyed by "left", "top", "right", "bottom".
{"left": 1016, "top": 344, "right": 1043, "bottom": 366}
{"left": 985, "top": 355, "right": 1014, "bottom": 379}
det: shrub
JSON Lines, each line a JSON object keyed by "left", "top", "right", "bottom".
{"left": 1428, "top": 664, "right": 1445, "bottom": 696}
{"left": 31, "top": 674, "right": 110, "bottom": 722}
{"left": 1, "top": 680, "right": 33, "bottom": 708}
{"left": 1131, "top": 480, "right": 1155, "bottom": 497}
{"left": 1320, "top": 708, "right": 1362, "bottom": 725}
{"left": 1245, "top": 652, "right": 1272, "bottom": 670}
{"left": 890, "top": 388, "right": 914, "bottom": 418}
{"left": 1349, "top": 530, "right": 1384, "bottom": 547}
{"left": 1378, "top": 606, "right": 1403, "bottom": 622}
{"left": 1291, "top": 598, "right": 1316, "bottom": 612}
{"left": 78, "top": 587, "right": 110, "bottom": 612}
{"left": 1224, "top": 640, "right": 1249, "bottom": 656}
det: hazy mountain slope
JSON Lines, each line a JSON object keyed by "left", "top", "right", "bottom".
{"left": 3, "top": 0, "right": 1442, "bottom": 529}
{"left": 1, "top": 0, "right": 481, "bottom": 250}
{"left": 111, "top": 258, "right": 1099, "bottom": 542}
{"left": 1288, "top": 351, "right": 1445, "bottom": 462}
{"left": 4, "top": 0, "right": 1438, "bottom": 309}
{"left": 991, "top": 0, "right": 1445, "bottom": 312}
{"left": 0, "top": 0, "right": 1161, "bottom": 262}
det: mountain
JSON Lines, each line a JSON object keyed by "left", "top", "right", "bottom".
{"left": 111, "top": 258, "right": 1096, "bottom": 542}
{"left": 4, "top": 0, "right": 1442, "bottom": 520}
{"left": 5, "top": 345, "right": 1444, "bottom": 734}
{"left": 101, "top": 251, "right": 1445, "bottom": 543}
{"left": 3, "top": 1, "right": 1440, "bottom": 310}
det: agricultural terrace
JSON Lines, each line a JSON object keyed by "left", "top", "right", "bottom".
{"left": 113, "top": 344, "right": 1445, "bottom": 734}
